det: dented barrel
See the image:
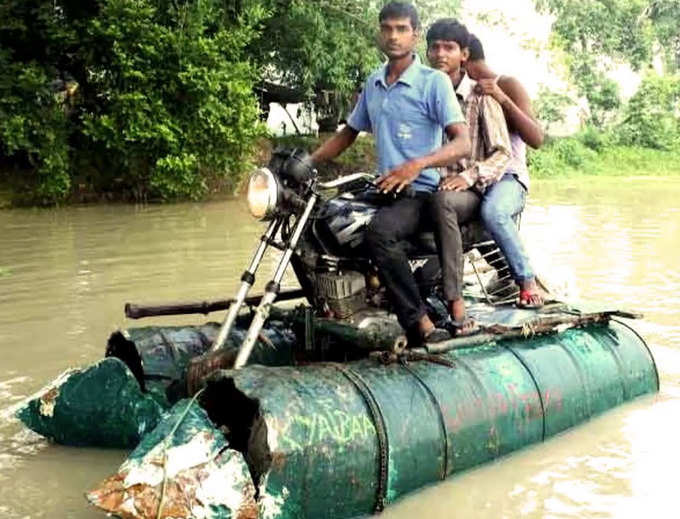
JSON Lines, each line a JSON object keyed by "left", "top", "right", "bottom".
{"left": 198, "top": 320, "right": 658, "bottom": 519}
{"left": 106, "top": 321, "right": 297, "bottom": 405}
{"left": 16, "top": 322, "right": 298, "bottom": 449}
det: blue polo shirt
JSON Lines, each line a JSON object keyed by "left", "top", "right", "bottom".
{"left": 347, "top": 56, "right": 465, "bottom": 192}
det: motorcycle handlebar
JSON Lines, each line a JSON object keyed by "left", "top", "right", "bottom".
{"left": 317, "top": 172, "right": 375, "bottom": 189}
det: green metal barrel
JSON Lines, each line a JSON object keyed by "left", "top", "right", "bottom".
{"left": 106, "top": 321, "right": 296, "bottom": 405}
{"left": 201, "top": 321, "right": 658, "bottom": 519}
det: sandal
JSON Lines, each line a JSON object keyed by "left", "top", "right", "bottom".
{"left": 517, "top": 289, "right": 544, "bottom": 309}
{"left": 406, "top": 326, "right": 451, "bottom": 348}
{"left": 448, "top": 318, "right": 481, "bottom": 337}
{"left": 424, "top": 327, "right": 452, "bottom": 343}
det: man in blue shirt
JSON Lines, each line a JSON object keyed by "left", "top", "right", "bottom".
{"left": 311, "top": 2, "right": 471, "bottom": 345}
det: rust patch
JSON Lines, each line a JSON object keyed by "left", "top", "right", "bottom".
{"left": 269, "top": 450, "right": 287, "bottom": 471}
{"left": 237, "top": 499, "right": 259, "bottom": 519}
{"left": 39, "top": 387, "right": 59, "bottom": 417}
{"left": 88, "top": 454, "right": 258, "bottom": 519}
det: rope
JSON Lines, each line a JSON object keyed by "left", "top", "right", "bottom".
{"left": 334, "top": 365, "right": 389, "bottom": 513}
{"left": 155, "top": 387, "right": 206, "bottom": 519}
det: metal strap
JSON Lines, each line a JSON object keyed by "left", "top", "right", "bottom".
{"left": 503, "top": 346, "right": 546, "bottom": 441}
{"left": 399, "top": 361, "right": 450, "bottom": 480}
{"left": 334, "top": 365, "right": 389, "bottom": 513}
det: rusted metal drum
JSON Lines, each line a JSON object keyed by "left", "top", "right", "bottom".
{"left": 106, "top": 321, "right": 297, "bottom": 405}
{"left": 196, "top": 320, "right": 657, "bottom": 519}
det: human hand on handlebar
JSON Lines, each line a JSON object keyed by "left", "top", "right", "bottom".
{"left": 376, "top": 159, "right": 423, "bottom": 194}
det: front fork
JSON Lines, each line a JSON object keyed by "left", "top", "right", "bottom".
{"left": 233, "top": 193, "right": 319, "bottom": 368}
{"left": 211, "top": 218, "right": 281, "bottom": 352}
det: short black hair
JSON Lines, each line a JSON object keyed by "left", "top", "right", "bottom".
{"left": 468, "top": 34, "right": 485, "bottom": 61}
{"left": 379, "top": 2, "right": 420, "bottom": 30}
{"left": 426, "top": 18, "right": 470, "bottom": 50}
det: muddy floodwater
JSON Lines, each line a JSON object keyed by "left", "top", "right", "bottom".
{"left": 1, "top": 177, "right": 679, "bottom": 518}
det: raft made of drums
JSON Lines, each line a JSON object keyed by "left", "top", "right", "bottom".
{"left": 88, "top": 318, "right": 658, "bottom": 519}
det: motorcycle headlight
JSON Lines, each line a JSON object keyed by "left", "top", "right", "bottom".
{"left": 247, "top": 167, "right": 279, "bottom": 220}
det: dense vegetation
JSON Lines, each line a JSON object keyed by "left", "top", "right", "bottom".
{"left": 530, "top": 0, "right": 680, "bottom": 177}
{"left": 0, "top": 0, "right": 271, "bottom": 203}
{"left": 0, "top": 0, "right": 458, "bottom": 205}
{"left": 530, "top": 74, "right": 680, "bottom": 178}
{"left": 1, "top": 0, "right": 678, "bottom": 206}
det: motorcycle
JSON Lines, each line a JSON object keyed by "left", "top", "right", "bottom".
{"left": 212, "top": 148, "right": 502, "bottom": 368}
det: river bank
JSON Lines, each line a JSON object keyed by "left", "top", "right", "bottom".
{"left": 2, "top": 135, "right": 679, "bottom": 208}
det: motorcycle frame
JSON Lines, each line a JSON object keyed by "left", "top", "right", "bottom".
{"left": 233, "top": 192, "right": 319, "bottom": 368}
{"left": 211, "top": 218, "right": 282, "bottom": 352}
{"left": 216, "top": 171, "right": 375, "bottom": 367}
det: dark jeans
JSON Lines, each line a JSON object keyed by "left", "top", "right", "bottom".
{"left": 364, "top": 194, "right": 433, "bottom": 331}
{"left": 430, "top": 190, "right": 481, "bottom": 302}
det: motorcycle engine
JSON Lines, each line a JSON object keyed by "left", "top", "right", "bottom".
{"left": 315, "top": 271, "right": 367, "bottom": 319}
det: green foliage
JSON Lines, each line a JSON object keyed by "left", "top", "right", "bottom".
{"left": 529, "top": 136, "right": 680, "bottom": 178}
{"left": 616, "top": 74, "right": 680, "bottom": 150}
{"left": 646, "top": 0, "right": 680, "bottom": 72}
{"left": 578, "top": 72, "right": 621, "bottom": 127}
{"left": 0, "top": 0, "right": 266, "bottom": 203}
{"left": 533, "top": 86, "right": 572, "bottom": 132}
{"left": 578, "top": 125, "right": 613, "bottom": 151}
{"left": 528, "top": 135, "right": 597, "bottom": 177}
{"left": 535, "top": 0, "right": 649, "bottom": 127}
{"left": 248, "top": 0, "right": 461, "bottom": 127}
{"left": 536, "top": 0, "right": 653, "bottom": 67}
{"left": 0, "top": 17, "right": 71, "bottom": 203}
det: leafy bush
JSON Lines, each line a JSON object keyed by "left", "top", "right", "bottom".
{"left": 0, "top": 0, "right": 267, "bottom": 203}
{"left": 529, "top": 137, "right": 680, "bottom": 178}
{"left": 615, "top": 74, "right": 680, "bottom": 150}
{"left": 528, "top": 136, "right": 598, "bottom": 177}
{"left": 0, "top": 47, "right": 71, "bottom": 203}
{"left": 577, "top": 125, "right": 614, "bottom": 151}
{"left": 533, "top": 86, "right": 573, "bottom": 133}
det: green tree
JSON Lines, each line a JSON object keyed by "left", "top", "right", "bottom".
{"left": 0, "top": 0, "right": 266, "bottom": 203}
{"left": 617, "top": 73, "right": 680, "bottom": 149}
{"left": 533, "top": 86, "right": 572, "bottom": 133}
{"left": 247, "top": 0, "right": 461, "bottom": 130}
{"left": 536, "top": 0, "right": 680, "bottom": 124}
{"left": 645, "top": 0, "right": 680, "bottom": 72}
{"left": 0, "top": 2, "right": 73, "bottom": 202}
{"left": 535, "top": 0, "right": 651, "bottom": 127}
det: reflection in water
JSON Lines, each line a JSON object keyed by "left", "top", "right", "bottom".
{"left": 1, "top": 178, "right": 679, "bottom": 518}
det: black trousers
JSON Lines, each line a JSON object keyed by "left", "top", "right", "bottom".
{"left": 430, "top": 190, "right": 481, "bottom": 302}
{"left": 365, "top": 194, "right": 433, "bottom": 331}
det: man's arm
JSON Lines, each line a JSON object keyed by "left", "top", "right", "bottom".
{"left": 310, "top": 125, "right": 359, "bottom": 165}
{"left": 456, "top": 95, "right": 512, "bottom": 191}
{"left": 477, "top": 76, "right": 544, "bottom": 149}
